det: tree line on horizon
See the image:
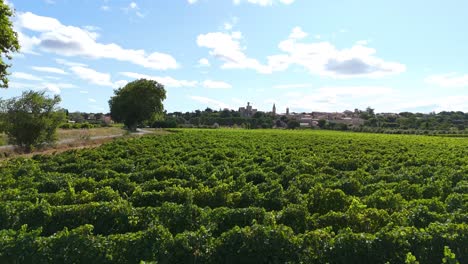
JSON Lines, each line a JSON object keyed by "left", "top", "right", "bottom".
{"left": 155, "top": 107, "right": 468, "bottom": 134}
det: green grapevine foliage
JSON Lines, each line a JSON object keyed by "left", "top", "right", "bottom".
{"left": 0, "top": 129, "right": 466, "bottom": 263}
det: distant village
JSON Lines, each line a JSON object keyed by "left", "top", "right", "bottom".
{"left": 238, "top": 102, "right": 366, "bottom": 128}
{"left": 65, "top": 101, "right": 467, "bottom": 132}
{"left": 66, "top": 102, "right": 369, "bottom": 128}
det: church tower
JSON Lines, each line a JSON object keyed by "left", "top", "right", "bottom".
{"left": 272, "top": 103, "right": 276, "bottom": 116}
{"left": 286, "top": 107, "right": 290, "bottom": 116}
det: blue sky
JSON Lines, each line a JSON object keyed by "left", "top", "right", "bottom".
{"left": 3, "top": 0, "right": 468, "bottom": 113}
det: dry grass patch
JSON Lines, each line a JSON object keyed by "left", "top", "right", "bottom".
{"left": 0, "top": 128, "right": 171, "bottom": 160}
{"left": 57, "top": 126, "right": 125, "bottom": 140}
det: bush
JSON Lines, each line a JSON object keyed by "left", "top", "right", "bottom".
{"left": 59, "top": 123, "right": 73, "bottom": 129}
{"left": 0, "top": 91, "right": 65, "bottom": 151}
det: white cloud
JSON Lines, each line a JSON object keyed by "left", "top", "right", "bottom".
{"left": 48, "top": 83, "right": 76, "bottom": 89}
{"left": 197, "top": 31, "right": 272, "bottom": 74}
{"left": 273, "top": 83, "right": 312, "bottom": 89}
{"left": 83, "top": 25, "right": 101, "bottom": 32}
{"left": 275, "top": 28, "right": 406, "bottom": 78}
{"left": 88, "top": 98, "right": 97, "bottom": 103}
{"left": 9, "top": 82, "right": 37, "bottom": 90}
{"left": 356, "top": 40, "right": 368, "bottom": 45}
{"left": 289, "top": 26, "right": 307, "bottom": 40}
{"left": 190, "top": 95, "right": 233, "bottom": 109}
{"left": 44, "top": 76, "right": 61, "bottom": 80}
{"left": 114, "top": 80, "right": 129, "bottom": 88}
{"left": 16, "top": 31, "right": 41, "bottom": 54}
{"left": 31, "top": 66, "right": 68, "bottom": 75}
{"left": 222, "top": 16, "right": 239, "bottom": 31}
{"left": 70, "top": 66, "right": 114, "bottom": 87}
{"left": 317, "top": 86, "right": 394, "bottom": 97}
{"left": 11, "top": 72, "right": 43, "bottom": 81}
{"left": 101, "top": 5, "right": 110, "bottom": 11}
{"left": 224, "top": 23, "right": 233, "bottom": 30}
{"left": 16, "top": 12, "right": 62, "bottom": 32}
{"left": 123, "top": 2, "right": 145, "bottom": 18}
{"left": 231, "top": 31, "right": 242, "bottom": 39}
{"left": 188, "top": 0, "right": 198, "bottom": 4}
{"left": 43, "top": 83, "right": 75, "bottom": 94}
{"left": 198, "top": 58, "right": 210, "bottom": 67}
{"left": 198, "top": 27, "right": 406, "bottom": 78}
{"left": 120, "top": 72, "right": 198, "bottom": 88}
{"left": 432, "top": 96, "right": 468, "bottom": 112}
{"left": 55, "top": 58, "right": 87, "bottom": 67}
{"left": 79, "top": 90, "right": 89, "bottom": 94}
{"left": 202, "top": 80, "right": 232, "bottom": 89}
{"left": 15, "top": 12, "right": 178, "bottom": 70}
{"left": 425, "top": 73, "right": 468, "bottom": 88}
{"left": 9, "top": 81, "right": 75, "bottom": 94}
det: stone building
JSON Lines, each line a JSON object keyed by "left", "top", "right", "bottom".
{"left": 239, "top": 102, "right": 257, "bottom": 117}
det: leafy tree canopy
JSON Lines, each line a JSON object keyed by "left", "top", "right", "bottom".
{"left": 0, "top": 90, "right": 65, "bottom": 151}
{"left": 287, "top": 119, "right": 300, "bottom": 129}
{"left": 0, "top": 0, "right": 20, "bottom": 88}
{"left": 109, "top": 79, "right": 166, "bottom": 131}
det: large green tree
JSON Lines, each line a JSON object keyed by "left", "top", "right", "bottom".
{"left": 0, "top": 90, "right": 66, "bottom": 151}
{"left": 109, "top": 79, "right": 166, "bottom": 131}
{"left": 0, "top": 0, "right": 20, "bottom": 88}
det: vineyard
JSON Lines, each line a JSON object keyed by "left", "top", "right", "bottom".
{"left": 0, "top": 129, "right": 467, "bottom": 263}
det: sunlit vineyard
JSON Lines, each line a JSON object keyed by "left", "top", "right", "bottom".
{"left": 0, "top": 129, "right": 467, "bottom": 263}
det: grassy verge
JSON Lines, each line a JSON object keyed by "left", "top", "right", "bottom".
{"left": 0, "top": 133, "right": 6, "bottom": 146}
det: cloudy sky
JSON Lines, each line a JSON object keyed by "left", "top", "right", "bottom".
{"left": 3, "top": 0, "right": 468, "bottom": 113}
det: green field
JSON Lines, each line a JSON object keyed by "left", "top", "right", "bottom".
{"left": 0, "top": 129, "right": 466, "bottom": 263}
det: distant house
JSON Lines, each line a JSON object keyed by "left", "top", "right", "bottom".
{"left": 298, "top": 114, "right": 314, "bottom": 127}
{"left": 102, "top": 115, "right": 113, "bottom": 125}
{"left": 331, "top": 117, "right": 364, "bottom": 126}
